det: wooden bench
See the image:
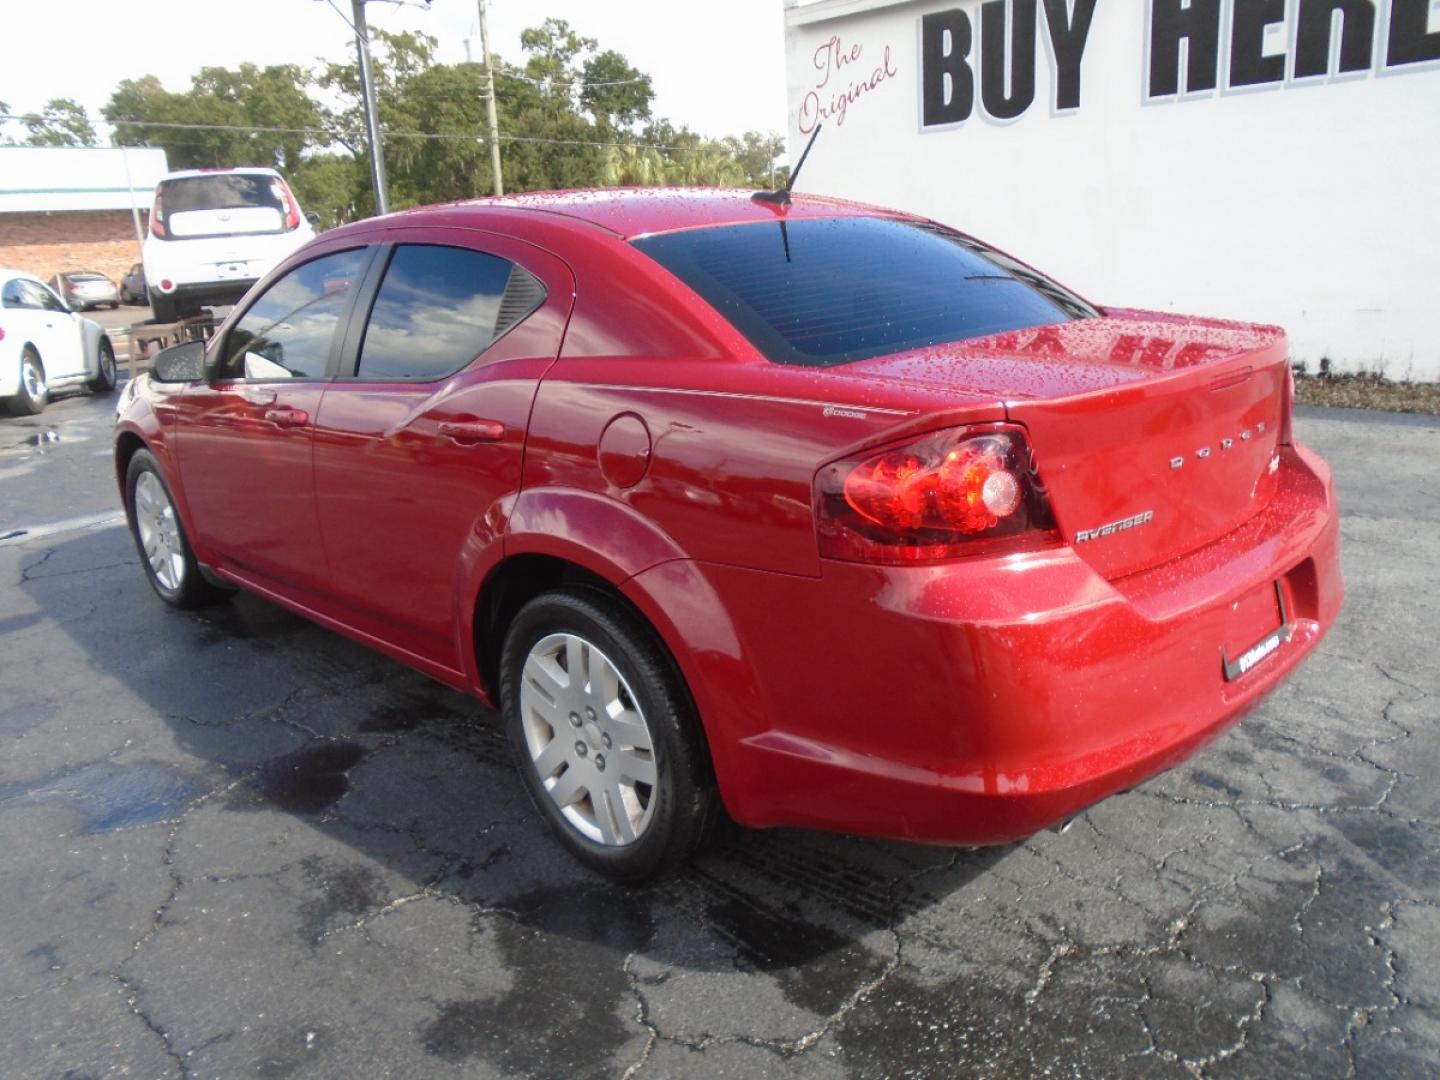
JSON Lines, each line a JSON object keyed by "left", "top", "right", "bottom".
{"left": 123, "top": 315, "right": 219, "bottom": 381}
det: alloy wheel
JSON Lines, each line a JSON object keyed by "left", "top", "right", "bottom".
{"left": 134, "top": 471, "right": 185, "bottom": 592}
{"left": 518, "top": 632, "right": 659, "bottom": 846}
{"left": 21, "top": 360, "right": 46, "bottom": 401}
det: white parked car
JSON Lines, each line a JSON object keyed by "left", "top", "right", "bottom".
{"left": 142, "top": 167, "right": 316, "bottom": 323}
{"left": 0, "top": 270, "right": 117, "bottom": 415}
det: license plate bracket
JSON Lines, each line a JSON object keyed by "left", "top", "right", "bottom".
{"left": 1221, "top": 580, "right": 1291, "bottom": 682}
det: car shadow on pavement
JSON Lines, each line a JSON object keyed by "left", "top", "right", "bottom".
{"left": 16, "top": 526, "right": 1017, "bottom": 1072}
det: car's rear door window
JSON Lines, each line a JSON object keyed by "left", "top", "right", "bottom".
{"left": 352, "top": 244, "right": 546, "bottom": 381}
{"left": 633, "top": 216, "right": 1097, "bottom": 367}
{"left": 220, "top": 248, "right": 368, "bottom": 380}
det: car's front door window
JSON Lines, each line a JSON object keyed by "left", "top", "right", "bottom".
{"left": 29, "top": 281, "right": 69, "bottom": 313}
{"left": 220, "top": 248, "right": 367, "bottom": 381}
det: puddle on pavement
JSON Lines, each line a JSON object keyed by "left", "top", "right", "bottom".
{"left": 0, "top": 760, "right": 209, "bottom": 832}
{"left": 235, "top": 743, "right": 367, "bottom": 815}
{"left": 421, "top": 885, "right": 653, "bottom": 1071}
{"left": 704, "top": 895, "right": 890, "bottom": 1016}
{"left": 3, "top": 429, "right": 61, "bottom": 452}
{"left": 358, "top": 689, "right": 463, "bottom": 733}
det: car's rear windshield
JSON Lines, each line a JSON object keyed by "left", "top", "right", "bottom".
{"left": 632, "top": 216, "right": 1096, "bottom": 367}
{"left": 158, "top": 174, "right": 283, "bottom": 215}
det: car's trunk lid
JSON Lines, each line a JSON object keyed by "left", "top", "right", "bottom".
{"left": 843, "top": 310, "right": 1290, "bottom": 579}
{"left": 168, "top": 206, "right": 284, "bottom": 238}
{"left": 157, "top": 174, "right": 288, "bottom": 239}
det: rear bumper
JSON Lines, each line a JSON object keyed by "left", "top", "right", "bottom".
{"left": 157, "top": 280, "right": 255, "bottom": 312}
{"left": 695, "top": 442, "right": 1342, "bottom": 844}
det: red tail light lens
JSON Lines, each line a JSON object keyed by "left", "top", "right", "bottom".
{"left": 150, "top": 189, "right": 166, "bottom": 238}
{"left": 816, "top": 425, "right": 1058, "bottom": 564}
{"left": 0, "top": 327, "right": 6, "bottom": 342}
{"left": 274, "top": 180, "right": 301, "bottom": 230}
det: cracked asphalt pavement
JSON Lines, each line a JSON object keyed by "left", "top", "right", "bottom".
{"left": 1, "top": 387, "right": 1435, "bottom": 1078}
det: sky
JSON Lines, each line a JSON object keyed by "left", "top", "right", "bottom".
{"left": 0, "top": 0, "right": 790, "bottom": 141}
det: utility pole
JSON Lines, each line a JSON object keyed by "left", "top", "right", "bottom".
{"left": 118, "top": 144, "right": 146, "bottom": 261}
{"left": 477, "top": 0, "right": 504, "bottom": 196}
{"left": 351, "top": 0, "right": 390, "bottom": 214}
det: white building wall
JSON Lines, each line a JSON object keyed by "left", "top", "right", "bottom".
{"left": 0, "top": 146, "right": 169, "bottom": 214}
{"left": 784, "top": 0, "right": 1440, "bottom": 380}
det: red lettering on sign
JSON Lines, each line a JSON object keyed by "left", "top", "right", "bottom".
{"left": 800, "top": 42, "right": 898, "bottom": 134}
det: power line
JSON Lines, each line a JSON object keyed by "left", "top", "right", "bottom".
{"left": 0, "top": 112, "right": 719, "bottom": 154}
{"left": 497, "top": 71, "right": 650, "bottom": 89}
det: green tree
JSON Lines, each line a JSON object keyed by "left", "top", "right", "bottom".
{"left": 25, "top": 98, "right": 97, "bottom": 147}
{"left": 722, "top": 131, "right": 787, "bottom": 188}
{"left": 106, "top": 65, "right": 321, "bottom": 171}
{"left": 581, "top": 50, "right": 652, "bottom": 131}
{"left": 99, "top": 20, "right": 782, "bottom": 225}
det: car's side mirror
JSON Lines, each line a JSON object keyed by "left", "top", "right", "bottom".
{"left": 305, "top": 211, "right": 321, "bottom": 227}
{"left": 151, "top": 340, "right": 209, "bottom": 383}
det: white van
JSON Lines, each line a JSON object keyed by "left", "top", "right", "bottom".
{"left": 142, "top": 167, "right": 316, "bottom": 322}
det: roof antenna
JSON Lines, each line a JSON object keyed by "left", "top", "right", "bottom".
{"left": 752, "top": 123, "right": 822, "bottom": 207}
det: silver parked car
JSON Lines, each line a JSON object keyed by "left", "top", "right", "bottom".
{"left": 51, "top": 270, "right": 121, "bottom": 311}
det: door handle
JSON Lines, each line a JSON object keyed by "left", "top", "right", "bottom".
{"left": 438, "top": 419, "right": 505, "bottom": 444}
{"left": 264, "top": 406, "right": 310, "bottom": 428}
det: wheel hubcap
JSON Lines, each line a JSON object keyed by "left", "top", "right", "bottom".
{"left": 519, "top": 632, "right": 658, "bottom": 846}
{"left": 101, "top": 346, "right": 115, "bottom": 381}
{"left": 134, "top": 472, "right": 184, "bottom": 591}
{"left": 22, "top": 361, "right": 45, "bottom": 399}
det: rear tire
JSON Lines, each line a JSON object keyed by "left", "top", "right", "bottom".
{"left": 500, "top": 587, "right": 720, "bottom": 883}
{"left": 151, "top": 295, "right": 176, "bottom": 323}
{"left": 10, "top": 348, "right": 48, "bottom": 415}
{"left": 125, "top": 449, "right": 231, "bottom": 609}
{"left": 88, "top": 338, "right": 117, "bottom": 393}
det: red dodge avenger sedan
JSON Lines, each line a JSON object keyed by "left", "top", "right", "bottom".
{"left": 115, "top": 188, "right": 1342, "bottom": 880}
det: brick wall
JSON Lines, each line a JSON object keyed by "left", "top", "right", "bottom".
{"left": 0, "top": 211, "right": 147, "bottom": 288}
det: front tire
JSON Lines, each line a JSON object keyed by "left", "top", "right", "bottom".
{"left": 10, "top": 348, "right": 48, "bottom": 415}
{"left": 500, "top": 587, "right": 720, "bottom": 883}
{"left": 125, "top": 449, "right": 231, "bottom": 609}
{"left": 88, "top": 338, "right": 117, "bottom": 393}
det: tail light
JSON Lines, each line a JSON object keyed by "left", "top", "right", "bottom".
{"left": 815, "top": 425, "right": 1059, "bottom": 564}
{"left": 1279, "top": 364, "right": 1295, "bottom": 446}
{"left": 150, "top": 189, "right": 167, "bottom": 238}
{"left": 274, "top": 180, "right": 301, "bottom": 230}
{"left": 0, "top": 327, "right": 6, "bottom": 343}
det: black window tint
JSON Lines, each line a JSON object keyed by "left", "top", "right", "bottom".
{"left": 356, "top": 245, "right": 540, "bottom": 380}
{"left": 633, "top": 217, "right": 1096, "bottom": 367}
{"left": 221, "top": 248, "right": 367, "bottom": 380}
{"left": 159, "top": 174, "right": 283, "bottom": 214}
